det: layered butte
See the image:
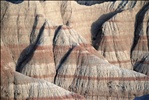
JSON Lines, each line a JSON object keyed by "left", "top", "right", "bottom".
{"left": 1, "top": 38, "right": 84, "bottom": 100}
{"left": 53, "top": 25, "right": 149, "bottom": 100}
{"left": 1, "top": 0, "right": 149, "bottom": 100}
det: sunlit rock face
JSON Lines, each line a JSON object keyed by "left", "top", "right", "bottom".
{"left": 1, "top": 39, "right": 85, "bottom": 100}
{"left": 1, "top": 0, "right": 149, "bottom": 100}
{"left": 62, "top": 1, "right": 149, "bottom": 69}
{"left": 16, "top": 21, "right": 56, "bottom": 82}
{"left": 53, "top": 25, "right": 149, "bottom": 100}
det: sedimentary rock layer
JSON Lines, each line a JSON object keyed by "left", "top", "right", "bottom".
{"left": 1, "top": 40, "right": 85, "bottom": 100}
{"left": 16, "top": 21, "right": 56, "bottom": 82}
{"left": 1, "top": 1, "right": 149, "bottom": 100}
{"left": 91, "top": 2, "right": 149, "bottom": 69}
{"left": 1, "top": 1, "right": 60, "bottom": 64}
{"left": 53, "top": 25, "right": 149, "bottom": 100}
{"left": 131, "top": 3, "right": 149, "bottom": 66}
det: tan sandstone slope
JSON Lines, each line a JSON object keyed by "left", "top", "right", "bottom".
{"left": 1, "top": 0, "right": 149, "bottom": 100}
{"left": 1, "top": 39, "right": 85, "bottom": 100}
{"left": 53, "top": 25, "right": 149, "bottom": 100}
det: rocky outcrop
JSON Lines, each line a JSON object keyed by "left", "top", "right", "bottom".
{"left": 0, "top": 1, "right": 61, "bottom": 65}
{"left": 16, "top": 20, "right": 56, "bottom": 82}
{"left": 91, "top": 1, "right": 149, "bottom": 69}
{"left": 1, "top": 40, "right": 84, "bottom": 100}
{"left": 131, "top": 3, "right": 149, "bottom": 66}
{"left": 1, "top": 0, "right": 149, "bottom": 100}
{"left": 69, "top": 1, "right": 148, "bottom": 69}
{"left": 53, "top": 25, "right": 149, "bottom": 100}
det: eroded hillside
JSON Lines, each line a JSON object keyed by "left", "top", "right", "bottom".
{"left": 1, "top": 0, "right": 149, "bottom": 100}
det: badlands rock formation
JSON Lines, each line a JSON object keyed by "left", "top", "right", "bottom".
{"left": 1, "top": 40, "right": 84, "bottom": 100}
{"left": 1, "top": 0, "right": 149, "bottom": 100}
{"left": 16, "top": 21, "right": 56, "bottom": 82}
{"left": 53, "top": 25, "right": 149, "bottom": 100}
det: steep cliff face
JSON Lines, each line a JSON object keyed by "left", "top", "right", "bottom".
{"left": 1, "top": 0, "right": 149, "bottom": 100}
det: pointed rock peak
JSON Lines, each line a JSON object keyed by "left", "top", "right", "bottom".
{"left": 54, "top": 25, "right": 88, "bottom": 46}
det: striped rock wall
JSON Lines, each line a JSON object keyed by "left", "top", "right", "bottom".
{"left": 131, "top": 3, "right": 149, "bottom": 66}
{"left": 91, "top": 1, "right": 149, "bottom": 69}
{"left": 130, "top": 3, "right": 149, "bottom": 75}
{"left": 53, "top": 25, "right": 149, "bottom": 100}
{"left": 1, "top": 38, "right": 84, "bottom": 100}
{"left": 69, "top": 1, "right": 148, "bottom": 69}
{"left": 92, "top": 10, "right": 134, "bottom": 69}
{"left": 1, "top": 1, "right": 60, "bottom": 65}
{"left": 70, "top": 1, "right": 148, "bottom": 43}
{"left": 16, "top": 21, "right": 56, "bottom": 82}
{"left": 1, "top": 1, "right": 148, "bottom": 69}
{"left": 1, "top": 0, "right": 149, "bottom": 100}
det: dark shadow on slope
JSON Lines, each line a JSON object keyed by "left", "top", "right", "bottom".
{"left": 91, "top": 1, "right": 138, "bottom": 50}
{"left": 16, "top": 15, "right": 39, "bottom": 71}
{"left": 6, "top": 0, "right": 24, "bottom": 4}
{"left": 53, "top": 25, "right": 78, "bottom": 83}
{"left": 53, "top": 25, "right": 62, "bottom": 45}
{"left": 133, "top": 54, "right": 149, "bottom": 75}
{"left": 134, "top": 94, "right": 149, "bottom": 100}
{"left": 147, "top": 19, "right": 149, "bottom": 51}
{"left": 91, "top": 10, "right": 122, "bottom": 50}
{"left": 16, "top": 21, "right": 46, "bottom": 72}
{"left": 30, "top": 15, "right": 39, "bottom": 44}
{"left": 54, "top": 45, "right": 75, "bottom": 84}
{"left": 53, "top": 26, "right": 78, "bottom": 83}
{"left": 130, "top": 3, "right": 149, "bottom": 63}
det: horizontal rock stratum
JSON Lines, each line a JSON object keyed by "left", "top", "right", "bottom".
{"left": 1, "top": 0, "right": 149, "bottom": 100}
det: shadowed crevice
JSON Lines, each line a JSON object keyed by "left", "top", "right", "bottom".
{"left": 130, "top": 2, "right": 149, "bottom": 63}
{"left": 54, "top": 45, "right": 75, "bottom": 84}
{"left": 91, "top": 10, "right": 122, "bottom": 50}
{"left": 53, "top": 26, "right": 78, "bottom": 84}
{"left": 30, "top": 15, "right": 39, "bottom": 44}
{"left": 16, "top": 21, "right": 46, "bottom": 72}
{"left": 147, "top": 19, "right": 149, "bottom": 51}
{"left": 52, "top": 25, "right": 63, "bottom": 72}
{"left": 133, "top": 54, "right": 149, "bottom": 75}
{"left": 53, "top": 26, "right": 63, "bottom": 45}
